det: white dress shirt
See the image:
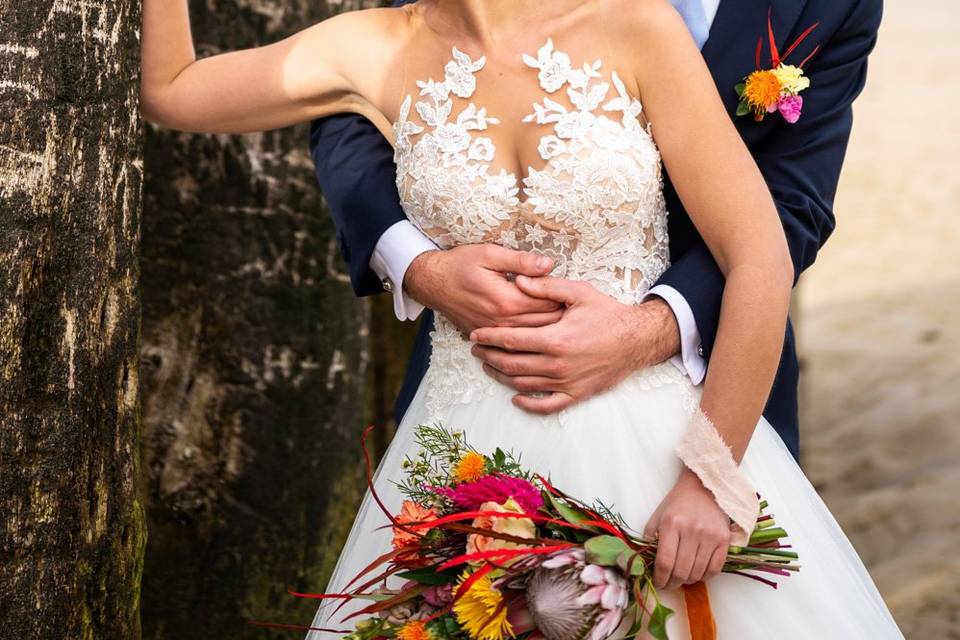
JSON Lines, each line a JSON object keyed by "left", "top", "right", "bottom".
{"left": 370, "top": 0, "right": 721, "bottom": 384}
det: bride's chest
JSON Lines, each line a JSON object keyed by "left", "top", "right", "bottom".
{"left": 392, "top": 39, "right": 666, "bottom": 248}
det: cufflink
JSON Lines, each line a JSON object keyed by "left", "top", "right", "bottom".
{"left": 381, "top": 277, "right": 394, "bottom": 293}
{"left": 697, "top": 344, "right": 705, "bottom": 358}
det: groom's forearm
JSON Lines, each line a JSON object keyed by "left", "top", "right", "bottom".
{"left": 309, "top": 113, "right": 410, "bottom": 298}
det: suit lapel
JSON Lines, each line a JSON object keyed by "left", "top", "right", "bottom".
{"left": 701, "top": 0, "right": 809, "bottom": 117}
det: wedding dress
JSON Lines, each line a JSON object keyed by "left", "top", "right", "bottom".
{"left": 307, "top": 37, "right": 903, "bottom": 639}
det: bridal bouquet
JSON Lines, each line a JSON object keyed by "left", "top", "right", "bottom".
{"left": 285, "top": 425, "right": 799, "bottom": 640}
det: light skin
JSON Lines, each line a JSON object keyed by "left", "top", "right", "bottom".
{"left": 141, "top": 0, "right": 793, "bottom": 590}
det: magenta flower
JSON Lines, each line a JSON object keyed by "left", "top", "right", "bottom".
{"left": 777, "top": 94, "right": 804, "bottom": 124}
{"left": 433, "top": 473, "right": 543, "bottom": 513}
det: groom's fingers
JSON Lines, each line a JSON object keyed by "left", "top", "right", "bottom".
{"left": 511, "top": 390, "right": 574, "bottom": 414}
{"left": 481, "top": 365, "right": 558, "bottom": 394}
{"left": 514, "top": 274, "right": 591, "bottom": 305}
{"left": 494, "top": 310, "right": 565, "bottom": 328}
{"left": 469, "top": 326, "right": 554, "bottom": 354}
{"left": 472, "top": 346, "right": 559, "bottom": 378}
{"left": 483, "top": 245, "right": 554, "bottom": 277}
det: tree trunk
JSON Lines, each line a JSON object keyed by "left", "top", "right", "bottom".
{"left": 0, "top": 1, "right": 146, "bottom": 638}
{"left": 139, "top": 2, "right": 378, "bottom": 637}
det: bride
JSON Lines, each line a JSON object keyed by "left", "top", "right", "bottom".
{"left": 141, "top": 0, "right": 904, "bottom": 637}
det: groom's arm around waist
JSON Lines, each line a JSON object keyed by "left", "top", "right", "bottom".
{"left": 654, "top": 0, "right": 883, "bottom": 369}
{"left": 308, "top": 0, "right": 433, "bottom": 319}
{"left": 308, "top": 110, "right": 436, "bottom": 312}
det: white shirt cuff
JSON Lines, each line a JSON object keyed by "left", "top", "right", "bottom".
{"left": 369, "top": 221, "right": 438, "bottom": 321}
{"left": 642, "top": 284, "right": 707, "bottom": 385}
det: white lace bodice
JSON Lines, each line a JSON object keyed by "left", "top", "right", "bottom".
{"left": 391, "top": 39, "right": 672, "bottom": 421}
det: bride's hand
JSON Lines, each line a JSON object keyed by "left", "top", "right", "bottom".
{"left": 643, "top": 467, "right": 731, "bottom": 590}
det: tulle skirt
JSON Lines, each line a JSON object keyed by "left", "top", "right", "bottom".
{"left": 307, "top": 362, "right": 903, "bottom": 639}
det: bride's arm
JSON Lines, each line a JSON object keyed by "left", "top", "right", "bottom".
{"left": 141, "top": 1, "right": 399, "bottom": 134}
{"left": 631, "top": 2, "right": 793, "bottom": 461}
{"left": 621, "top": 0, "right": 793, "bottom": 587}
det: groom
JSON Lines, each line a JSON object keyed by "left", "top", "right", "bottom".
{"left": 309, "top": 0, "right": 882, "bottom": 463}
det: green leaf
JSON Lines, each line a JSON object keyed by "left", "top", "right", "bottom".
{"left": 734, "top": 82, "right": 746, "bottom": 97}
{"left": 736, "top": 98, "right": 751, "bottom": 117}
{"left": 396, "top": 566, "right": 459, "bottom": 585}
{"left": 546, "top": 491, "right": 594, "bottom": 528}
{"left": 493, "top": 448, "right": 506, "bottom": 467}
{"left": 647, "top": 602, "right": 675, "bottom": 640}
{"left": 584, "top": 535, "right": 630, "bottom": 566}
{"left": 616, "top": 550, "right": 647, "bottom": 576}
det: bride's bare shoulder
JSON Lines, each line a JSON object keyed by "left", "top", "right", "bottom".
{"left": 598, "top": 0, "right": 691, "bottom": 44}
{"left": 595, "top": 0, "right": 702, "bottom": 86}
{"left": 301, "top": 5, "right": 413, "bottom": 50}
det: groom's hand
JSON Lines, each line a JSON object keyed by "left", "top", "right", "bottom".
{"left": 469, "top": 275, "right": 680, "bottom": 413}
{"left": 403, "top": 245, "right": 563, "bottom": 334}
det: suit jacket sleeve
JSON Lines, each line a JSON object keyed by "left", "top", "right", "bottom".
{"left": 309, "top": 113, "right": 408, "bottom": 298}
{"left": 654, "top": 0, "right": 883, "bottom": 359}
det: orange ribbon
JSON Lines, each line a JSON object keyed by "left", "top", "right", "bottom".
{"left": 682, "top": 582, "right": 717, "bottom": 640}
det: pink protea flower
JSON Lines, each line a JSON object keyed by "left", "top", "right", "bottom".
{"left": 577, "top": 565, "right": 629, "bottom": 640}
{"left": 423, "top": 583, "right": 453, "bottom": 608}
{"left": 524, "top": 549, "right": 630, "bottom": 640}
{"left": 433, "top": 473, "right": 543, "bottom": 514}
{"left": 777, "top": 94, "right": 804, "bottom": 124}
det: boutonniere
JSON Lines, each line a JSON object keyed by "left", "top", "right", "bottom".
{"left": 736, "top": 10, "right": 821, "bottom": 124}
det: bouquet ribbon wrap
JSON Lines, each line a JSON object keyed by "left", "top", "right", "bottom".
{"left": 675, "top": 408, "right": 760, "bottom": 547}
{"left": 682, "top": 582, "right": 717, "bottom": 640}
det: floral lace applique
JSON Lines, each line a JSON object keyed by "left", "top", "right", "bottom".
{"left": 392, "top": 38, "right": 674, "bottom": 422}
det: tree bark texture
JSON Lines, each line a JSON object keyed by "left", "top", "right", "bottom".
{"left": 0, "top": 1, "right": 146, "bottom": 639}
{"left": 139, "top": 2, "right": 380, "bottom": 637}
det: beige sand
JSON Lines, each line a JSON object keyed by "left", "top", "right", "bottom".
{"left": 799, "top": 1, "right": 960, "bottom": 636}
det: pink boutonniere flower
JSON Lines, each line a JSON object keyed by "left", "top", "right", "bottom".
{"left": 736, "top": 10, "right": 821, "bottom": 124}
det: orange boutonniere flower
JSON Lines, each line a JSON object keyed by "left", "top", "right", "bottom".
{"left": 736, "top": 10, "right": 821, "bottom": 124}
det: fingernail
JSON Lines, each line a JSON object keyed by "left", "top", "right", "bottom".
{"left": 469, "top": 331, "right": 478, "bottom": 342}
{"left": 536, "top": 256, "right": 551, "bottom": 269}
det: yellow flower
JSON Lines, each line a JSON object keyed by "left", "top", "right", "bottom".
{"left": 397, "top": 621, "right": 431, "bottom": 640}
{"left": 772, "top": 64, "right": 810, "bottom": 94}
{"left": 743, "top": 69, "right": 782, "bottom": 113}
{"left": 454, "top": 451, "right": 487, "bottom": 483}
{"left": 453, "top": 570, "right": 514, "bottom": 640}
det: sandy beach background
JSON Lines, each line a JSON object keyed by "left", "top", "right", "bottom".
{"left": 799, "top": 0, "right": 959, "bottom": 636}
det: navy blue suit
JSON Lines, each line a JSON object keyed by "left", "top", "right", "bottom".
{"left": 309, "top": 0, "right": 882, "bottom": 463}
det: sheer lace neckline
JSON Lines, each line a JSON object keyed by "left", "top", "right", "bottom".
{"left": 392, "top": 38, "right": 645, "bottom": 206}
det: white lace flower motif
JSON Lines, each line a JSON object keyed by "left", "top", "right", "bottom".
{"left": 538, "top": 135, "right": 566, "bottom": 159}
{"left": 433, "top": 123, "right": 471, "bottom": 154}
{"left": 555, "top": 110, "right": 596, "bottom": 139}
{"left": 522, "top": 38, "right": 572, "bottom": 93}
{"left": 416, "top": 97, "right": 452, "bottom": 127}
{"left": 567, "top": 60, "right": 603, "bottom": 90}
{"left": 468, "top": 137, "right": 496, "bottom": 162}
{"left": 485, "top": 169, "right": 520, "bottom": 202}
{"left": 417, "top": 78, "right": 450, "bottom": 103}
{"left": 569, "top": 81, "right": 610, "bottom": 112}
{"left": 444, "top": 48, "right": 486, "bottom": 98}
{"left": 524, "top": 222, "right": 547, "bottom": 245}
{"left": 498, "top": 228, "right": 520, "bottom": 249}
{"left": 603, "top": 72, "right": 644, "bottom": 121}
